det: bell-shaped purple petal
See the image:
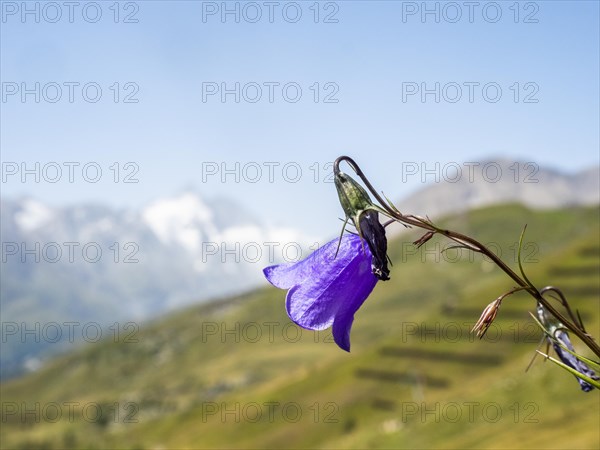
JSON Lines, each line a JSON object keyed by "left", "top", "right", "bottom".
{"left": 264, "top": 234, "right": 378, "bottom": 352}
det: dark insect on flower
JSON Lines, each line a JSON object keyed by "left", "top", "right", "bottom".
{"left": 537, "top": 303, "right": 600, "bottom": 392}
{"left": 358, "top": 210, "right": 390, "bottom": 280}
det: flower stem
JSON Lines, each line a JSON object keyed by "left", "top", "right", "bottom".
{"left": 337, "top": 155, "right": 600, "bottom": 358}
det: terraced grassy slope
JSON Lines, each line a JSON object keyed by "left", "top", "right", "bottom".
{"left": 1, "top": 204, "right": 599, "bottom": 449}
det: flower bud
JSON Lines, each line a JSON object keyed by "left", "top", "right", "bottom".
{"left": 472, "top": 297, "right": 502, "bottom": 338}
{"left": 334, "top": 171, "right": 373, "bottom": 221}
{"left": 413, "top": 231, "right": 435, "bottom": 249}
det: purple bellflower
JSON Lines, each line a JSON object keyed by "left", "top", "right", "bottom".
{"left": 550, "top": 328, "right": 600, "bottom": 392}
{"left": 265, "top": 159, "right": 390, "bottom": 351}
{"left": 537, "top": 302, "right": 599, "bottom": 391}
{"left": 263, "top": 233, "right": 378, "bottom": 352}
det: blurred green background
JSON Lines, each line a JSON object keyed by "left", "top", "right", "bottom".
{"left": 2, "top": 204, "right": 598, "bottom": 449}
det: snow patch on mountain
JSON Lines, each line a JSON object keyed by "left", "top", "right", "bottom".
{"left": 14, "top": 198, "right": 54, "bottom": 232}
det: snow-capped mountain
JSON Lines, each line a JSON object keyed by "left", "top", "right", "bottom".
{"left": 0, "top": 191, "right": 313, "bottom": 378}
{"left": 2, "top": 191, "right": 312, "bottom": 317}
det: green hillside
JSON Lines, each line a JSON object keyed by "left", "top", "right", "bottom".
{"left": 2, "top": 204, "right": 599, "bottom": 449}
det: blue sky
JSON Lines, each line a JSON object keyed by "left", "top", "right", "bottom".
{"left": 1, "top": 0, "right": 599, "bottom": 236}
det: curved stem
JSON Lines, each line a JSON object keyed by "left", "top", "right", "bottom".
{"left": 334, "top": 156, "right": 395, "bottom": 214}
{"left": 337, "top": 155, "right": 600, "bottom": 357}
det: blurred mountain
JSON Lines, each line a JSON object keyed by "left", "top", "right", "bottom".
{"left": 1, "top": 204, "right": 598, "bottom": 449}
{"left": 0, "top": 191, "right": 312, "bottom": 379}
{"left": 398, "top": 160, "right": 599, "bottom": 218}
